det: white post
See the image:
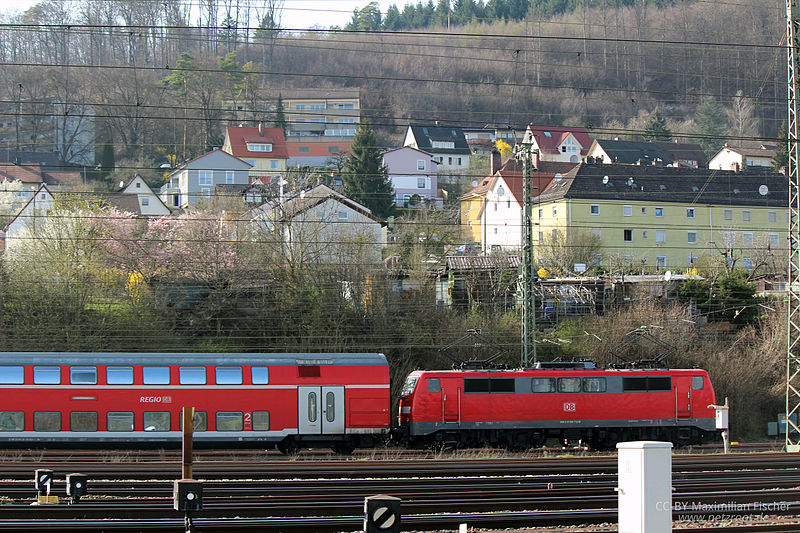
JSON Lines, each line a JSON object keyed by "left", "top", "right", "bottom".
{"left": 617, "top": 441, "right": 672, "bottom": 533}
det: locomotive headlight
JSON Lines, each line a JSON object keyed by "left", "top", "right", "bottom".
{"left": 401, "top": 406, "right": 411, "bottom": 414}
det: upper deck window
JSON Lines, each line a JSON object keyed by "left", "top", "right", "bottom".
{"left": 33, "top": 366, "right": 61, "bottom": 384}
{"left": 0, "top": 366, "right": 24, "bottom": 384}
{"left": 143, "top": 366, "right": 170, "bottom": 385}
{"left": 179, "top": 367, "right": 206, "bottom": 385}
{"left": 107, "top": 366, "right": 133, "bottom": 385}
{"left": 251, "top": 367, "right": 269, "bottom": 384}
{"left": 70, "top": 366, "right": 97, "bottom": 385}
{"left": 216, "top": 367, "right": 243, "bottom": 385}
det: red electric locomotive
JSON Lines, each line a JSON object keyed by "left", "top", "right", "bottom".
{"left": 397, "top": 362, "right": 718, "bottom": 449}
{"left": 0, "top": 352, "right": 390, "bottom": 453}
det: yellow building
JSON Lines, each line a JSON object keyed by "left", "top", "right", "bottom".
{"left": 459, "top": 175, "right": 496, "bottom": 246}
{"left": 534, "top": 164, "right": 788, "bottom": 273}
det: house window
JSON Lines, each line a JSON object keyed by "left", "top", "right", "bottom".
{"left": 591, "top": 228, "right": 601, "bottom": 238}
{"left": 688, "top": 255, "right": 698, "bottom": 266}
{"left": 141, "top": 198, "right": 149, "bottom": 206}
{"left": 448, "top": 157, "right": 453, "bottom": 165}
{"left": 742, "top": 232, "right": 754, "bottom": 247}
{"left": 328, "top": 146, "right": 339, "bottom": 153}
{"left": 724, "top": 209, "right": 733, "bottom": 221}
{"left": 642, "top": 230, "right": 648, "bottom": 239}
{"left": 623, "top": 229, "right": 633, "bottom": 242}
{"left": 686, "top": 208, "right": 695, "bottom": 219}
{"left": 418, "top": 177, "right": 425, "bottom": 188}
{"left": 417, "top": 160, "right": 425, "bottom": 170}
{"left": 457, "top": 157, "right": 462, "bottom": 165}
{"left": 742, "top": 257, "right": 753, "bottom": 270}
{"left": 226, "top": 171, "right": 234, "bottom": 184}
{"left": 769, "top": 233, "right": 780, "bottom": 248}
{"left": 769, "top": 211, "right": 777, "bottom": 223}
{"left": 337, "top": 103, "right": 354, "bottom": 109}
{"left": 552, "top": 206, "right": 557, "bottom": 217}
{"left": 641, "top": 207, "right": 647, "bottom": 214}
{"left": 723, "top": 232, "right": 735, "bottom": 247}
{"left": 497, "top": 186, "right": 505, "bottom": 196}
{"left": 310, "top": 103, "right": 325, "bottom": 110}
{"left": 656, "top": 255, "right": 667, "bottom": 269}
{"left": 135, "top": 182, "right": 141, "bottom": 188}
{"left": 655, "top": 207, "right": 664, "bottom": 217}
{"left": 201, "top": 188, "right": 211, "bottom": 197}
{"left": 295, "top": 104, "right": 305, "bottom": 110}
{"left": 623, "top": 205, "right": 632, "bottom": 217}
{"left": 687, "top": 231, "right": 697, "bottom": 244}
{"left": 656, "top": 230, "right": 666, "bottom": 243}
{"left": 199, "top": 171, "right": 212, "bottom": 186}
{"left": 742, "top": 210, "right": 751, "bottom": 222}
{"left": 538, "top": 231, "right": 544, "bottom": 243}
{"left": 538, "top": 208, "right": 543, "bottom": 219}
{"left": 270, "top": 161, "right": 278, "bottom": 169}
{"left": 247, "top": 143, "right": 272, "bottom": 152}
{"left": 298, "top": 146, "right": 309, "bottom": 153}
{"left": 590, "top": 204, "right": 600, "bottom": 215}
{"left": 338, "top": 211, "right": 348, "bottom": 220}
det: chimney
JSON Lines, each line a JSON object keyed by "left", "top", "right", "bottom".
{"left": 490, "top": 149, "right": 501, "bottom": 174}
{"left": 258, "top": 123, "right": 264, "bottom": 137}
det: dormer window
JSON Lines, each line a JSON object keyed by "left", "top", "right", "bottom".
{"left": 543, "top": 131, "right": 552, "bottom": 138}
{"left": 247, "top": 143, "right": 272, "bottom": 152}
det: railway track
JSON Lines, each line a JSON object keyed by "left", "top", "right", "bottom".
{"left": 0, "top": 451, "right": 796, "bottom": 531}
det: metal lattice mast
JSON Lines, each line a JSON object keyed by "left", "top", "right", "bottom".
{"left": 786, "top": 0, "right": 800, "bottom": 452}
{"left": 520, "top": 141, "right": 537, "bottom": 368}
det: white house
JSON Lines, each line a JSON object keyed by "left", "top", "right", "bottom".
{"left": 119, "top": 175, "right": 171, "bottom": 216}
{"left": 709, "top": 143, "right": 776, "bottom": 171}
{"left": 160, "top": 149, "right": 252, "bottom": 209}
{"left": 3, "top": 184, "right": 54, "bottom": 250}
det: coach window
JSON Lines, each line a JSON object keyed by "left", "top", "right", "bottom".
{"left": 179, "top": 367, "right": 206, "bottom": 385}
{"left": 179, "top": 412, "right": 208, "bottom": 432}
{"left": 70, "top": 366, "right": 97, "bottom": 385}
{"left": 427, "top": 378, "right": 441, "bottom": 393}
{"left": 216, "top": 412, "right": 243, "bottom": 431}
{"left": 531, "top": 378, "right": 555, "bottom": 393}
{"left": 34, "top": 411, "right": 61, "bottom": 431}
{"left": 325, "top": 392, "right": 336, "bottom": 422}
{"left": 307, "top": 393, "right": 318, "bottom": 423}
{"left": 464, "top": 378, "right": 490, "bottom": 393}
{"left": 143, "top": 412, "right": 170, "bottom": 431}
{"left": 583, "top": 377, "right": 607, "bottom": 393}
{"left": 558, "top": 377, "right": 582, "bottom": 393}
{"left": 106, "top": 366, "right": 133, "bottom": 385}
{"left": 647, "top": 377, "right": 671, "bottom": 391}
{"left": 216, "top": 367, "right": 242, "bottom": 385}
{"left": 0, "top": 412, "right": 23, "bottom": 431}
{"left": 107, "top": 412, "right": 134, "bottom": 432}
{"left": 142, "top": 366, "right": 170, "bottom": 385}
{"left": 33, "top": 366, "right": 61, "bottom": 384}
{"left": 0, "top": 366, "right": 23, "bottom": 384}
{"left": 71, "top": 412, "right": 98, "bottom": 432}
{"left": 251, "top": 367, "right": 269, "bottom": 384}
{"left": 253, "top": 411, "right": 270, "bottom": 431}
{"left": 692, "top": 376, "right": 704, "bottom": 390}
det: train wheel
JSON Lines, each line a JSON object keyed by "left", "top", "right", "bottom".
{"left": 278, "top": 438, "right": 300, "bottom": 456}
{"left": 331, "top": 439, "right": 356, "bottom": 455}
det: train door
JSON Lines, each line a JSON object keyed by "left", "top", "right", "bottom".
{"left": 441, "top": 378, "right": 461, "bottom": 423}
{"left": 298, "top": 386, "right": 345, "bottom": 434}
{"left": 674, "top": 377, "right": 692, "bottom": 419}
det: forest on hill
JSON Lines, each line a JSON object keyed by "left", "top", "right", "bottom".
{"left": 0, "top": 0, "right": 786, "bottom": 175}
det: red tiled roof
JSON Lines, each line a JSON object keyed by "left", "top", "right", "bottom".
{"left": 527, "top": 125, "right": 592, "bottom": 156}
{"left": 0, "top": 163, "right": 46, "bottom": 183}
{"left": 286, "top": 141, "right": 352, "bottom": 157}
{"left": 496, "top": 159, "right": 576, "bottom": 204}
{"left": 225, "top": 126, "right": 289, "bottom": 159}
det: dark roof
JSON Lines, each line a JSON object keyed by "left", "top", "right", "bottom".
{"left": 408, "top": 124, "right": 471, "bottom": 155}
{"left": 537, "top": 163, "right": 788, "bottom": 208}
{"left": 653, "top": 142, "right": 708, "bottom": 167}
{"left": 92, "top": 193, "right": 143, "bottom": 214}
{"left": 592, "top": 139, "right": 673, "bottom": 165}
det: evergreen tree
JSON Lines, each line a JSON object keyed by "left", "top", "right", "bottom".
{"left": 273, "top": 94, "right": 287, "bottom": 136}
{"left": 694, "top": 96, "right": 727, "bottom": 157}
{"left": 342, "top": 122, "right": 394, "bottom": 219}
{"left": 642, "top": 108, "right": 672, "bottom": 141}
{"left": 773, "top": 120, "right": 789, "bottom": 172}
{"left": 99, "top": 142, "right": 115, "bottom": 182}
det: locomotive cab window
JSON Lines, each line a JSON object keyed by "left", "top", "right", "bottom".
{"left": 648, "top": 377, "right": 672, "bottom": 391}
{"left": 400, "top": 376, "right": 418, "bottom": 395}
{"left": 179, "top": 367, "right": 206, "bottom": 385}
{"left": 251, "top": 367, "right": 269, "bottom": 384}
{"left": 216, "top": 366, "right": 242, "bottom": 385}
{"left": 464, "top": 378, "right": 489, "bottom": 393}
{"left": 0, "top": 366, "right": 24, "bottom": 384}
{"left": 583, "top": 377, "right": 606, "bottom": 392}
{"left": 427, "top": 378, "right": 441, "bottom": 393}
{"left": 216, "top": 411, "right": 243, "bottom": 431}
{"left": 107, "top": 412, "right": 134, "bottom": 432}
{"left": 143, "top": 367, "right": 170, "bottom": 384}
{"left": 0, "top": 411, "right": 23, "bottom": 431}
{"left": 106, "top": 366, "right": 133, "bottom": 385}
{"left": 558, "top": 377, "right": 582, "bottom": 393}
{"left": 179, "top": 412, "right": 208, "bottom": 432}
{"left": 622, "top": 377, "right": 648, "bottom": 391}
{"left": 33, "top": 366, "right": 61, "bottom": 384}
{"left": 144, "top": 412, "right": 170, "bottom": 431}
{"left": 490, "top": 378, "right": 515, "bottom": 393}
{"left": 34, "top": 411, "right": 61, "bottom": 431}
{"left": 70, "top": 366, "right": 97, "bottom": 385}
{"left": 70, "top": 412, "right": 98, "bottom": 432}
{"left": 531, "top": 377, "right": 555, "bottom": 393}
{"left": 692, "top": 376, "right": 704, "bottom": 390}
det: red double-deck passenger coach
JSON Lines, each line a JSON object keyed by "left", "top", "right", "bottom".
{"left": 0, "top": 352, "right": 391, "bottom": 453}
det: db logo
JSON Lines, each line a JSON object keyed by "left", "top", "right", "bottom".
{"left": 563, "top": 402, "right": 576, "bottom": 412}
